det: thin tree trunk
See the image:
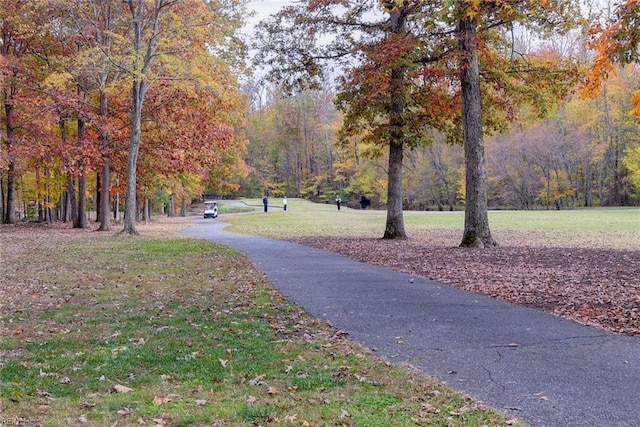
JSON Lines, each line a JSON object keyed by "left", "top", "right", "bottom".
{"left": 3, "top": 85, "right": 17, "bottom": 224}
{"left": 180, "top": 181, "right": 187, "bottom": 217}
{"left": 143, "top": 196, "right": 150, "bottom": 224}
{"left": 95, "top": 173, "right": 101, "bottom": 222}
{"left": 0, "top": 176, "right": 5, "bottom": 221}
{"left": 584, "top": 159, "right": 593, "bottom": 207}
{"left": 74, "top": 117, "right": 87, "bottom": 229}
{"left": 458, "top": 15, "right": 497, "bottom": 248}
{"left": 115, "top": 189, "right": 120, "bottom": 223}
{"left": 98, "top": 91, "right": 112, "bottom": 231}
{"left": 4, "top": 159, "right": 17, "bottom": 224}
{"left": 122, "top": 80, "right": 143, "bottom": 235}
{"left": 44, "top": 166, "right": 52, "bottom": 224}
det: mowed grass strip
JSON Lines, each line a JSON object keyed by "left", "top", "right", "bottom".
{"left": 224, "top": 199, "right": 639, "bottom": 249}
{"left": 0, "top": 222, "right": 523, "bottom": 426}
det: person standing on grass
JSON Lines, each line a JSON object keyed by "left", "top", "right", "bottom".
{"left": 336, "top": 195, "right": 342, "bottom": 210}
{"left": 283, "top": 197, "right": 288, "bottom": 211}
{"left": 263, "top": 195, "right": 268, "bottom": 212}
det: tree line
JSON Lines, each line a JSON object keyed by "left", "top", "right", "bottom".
{"left": 242, "top": 61, "right": 638, "bottom": 211}
{"left": 1, "top": 0, "right": 250, "bottom": 234}
{"left": 2, "top": 0, "right": 638, "bottom": 244}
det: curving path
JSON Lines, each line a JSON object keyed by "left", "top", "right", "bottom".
{"left": 184, "top": 212, "right": 640, "bottom": 427}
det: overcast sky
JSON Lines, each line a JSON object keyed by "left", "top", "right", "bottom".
{"left": 245, "top": 0, "right": 290, "bottom": 31}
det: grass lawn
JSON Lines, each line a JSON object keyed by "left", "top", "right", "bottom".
{"left": 0, "top": 217, "right": 522, "bottom": 426}
{"left": 222, "top": 199, "right": 639, "bottom": 249}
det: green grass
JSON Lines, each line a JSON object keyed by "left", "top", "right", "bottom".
{"left": 0, "top": 222, "right": 522, "bottom": 426}
{"left": 224, "top": 199, "right": 639, "bottom": 248}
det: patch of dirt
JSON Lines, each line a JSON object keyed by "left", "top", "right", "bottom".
{"left": 288, "top": 235, "right": 640, "bottom": 336}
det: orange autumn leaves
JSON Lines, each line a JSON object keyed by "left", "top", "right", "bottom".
{"left": 585, "top": 0, "right": 640, "bottom": 118}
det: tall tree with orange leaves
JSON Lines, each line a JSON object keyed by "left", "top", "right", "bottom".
{"left": 585, "top": 0, "right": 640, "bottom": 118}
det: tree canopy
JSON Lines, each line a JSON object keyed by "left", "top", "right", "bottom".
{"left": 253, "top": 0, "right": 583, "bottom": 244}
{"left": 1, "top": 0, "right": 249, "bottom": 229}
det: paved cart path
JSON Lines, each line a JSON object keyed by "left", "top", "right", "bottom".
{"left": 184, "top": 215, "right": 640, "bottom": 427}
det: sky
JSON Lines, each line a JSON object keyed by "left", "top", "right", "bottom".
{"left": 245, "top": 0, "right": 290, "bottom": 31}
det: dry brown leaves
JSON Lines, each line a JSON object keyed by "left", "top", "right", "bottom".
{"left": 0, "top": 219, "right": 192, "bottom": 340}
{"left": 289, "top": 234, "right": 640, "bottom": 336}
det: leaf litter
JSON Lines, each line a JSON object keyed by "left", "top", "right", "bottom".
{"left": 289, "top": 231, "right": 640, "bottom": 336}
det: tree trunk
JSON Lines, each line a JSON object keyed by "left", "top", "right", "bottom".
{"left": 4, "top": 159, "right": 17, "bottom": 224}
{"left": 121, "top": 0, "right": 164, "bottom": 234}
{"left": 458, "top": 16, "right": 497, "bottom": 248}
{"left": 384, "top": 141, "right": 406, "bottom": 238}
{"left": 382, "top": 7, "right": 407, "bottom": 239}
{"left": 122, "top": 80, "right": 143, "bottom": 235}
{"left": 74, "top": 117, "right": 88, "bottom": 229}
{"left": 95, "top": 173, "right": 101, "bottom": 222}
{"left": 98, "top": 91, "right": 112, "bottom": 231}
{"left": 584, "top": 160, "right": 593, "bottom": 207}
{"left": 64, "top": 182, "right": 75, "bottom": 223}
{"left": 114, "top": 189, "right": 121, "bottom": 222}
{"left": 168, "top": 194, "right": 175, "bottom": 217}
{"left": 0, "top": 176, "right": 5, "bottom": 221}
{"left": 143, "top": 196, "right": 150, "bottom": 224}
{"left": 3, "top": 85, "right": 17, "bottom": 224}
{"left": 74, "top": 174, "right": 87, "bottom": 228}
{"left": 180, "top": 181, "right": 187, "bottom": 217}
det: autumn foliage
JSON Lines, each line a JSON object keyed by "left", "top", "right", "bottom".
{"left": 2, "top": 0, "right": 639, "bottom": 231}
{"left": 585, "top": 0, "right": 640, "bottom": 118}
{"left": 1, "top": 0, "right": 248, "bottom": 227}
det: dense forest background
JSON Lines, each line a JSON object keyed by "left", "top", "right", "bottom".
{"left": 1, "top": 0, "right": 639, "bottom": 230}
{"left": 241, "top": 64, "right": 639, "bottom": 211}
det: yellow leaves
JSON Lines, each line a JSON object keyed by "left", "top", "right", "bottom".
{"left": 623, "top": 145, "right": 640, "bottom": 191}
{"left": 43, "top": 72, "right": 74, "bottom": 89}
{"left": 464, "top": 0, "right": 481, "bottom": 20}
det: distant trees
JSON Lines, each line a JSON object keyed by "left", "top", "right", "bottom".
{"left": 584, "top": 0, "right": 640, "bottom": 203}
{"left": 242, "top": 80, "right": 342, "bottom": 199}
{"left": 487, "top": 63, "right": 639, "bottom": 209}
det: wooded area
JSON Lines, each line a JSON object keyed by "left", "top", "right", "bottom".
{"left": 1, "top": 0, "right": 639, "bottom": 240}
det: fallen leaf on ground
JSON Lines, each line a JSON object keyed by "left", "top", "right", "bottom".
{"left": 117, "top": 408, "right": 133, "bottom": 416}
{"left": 153, "top": 396, "right": 172, "bottom": 406}
{"left": 112, "top": 384, "right": 133, "bottom": 394}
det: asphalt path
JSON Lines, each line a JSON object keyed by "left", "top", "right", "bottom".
{"left": 184, "top": 212, "right": 640, "bottom": 427}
